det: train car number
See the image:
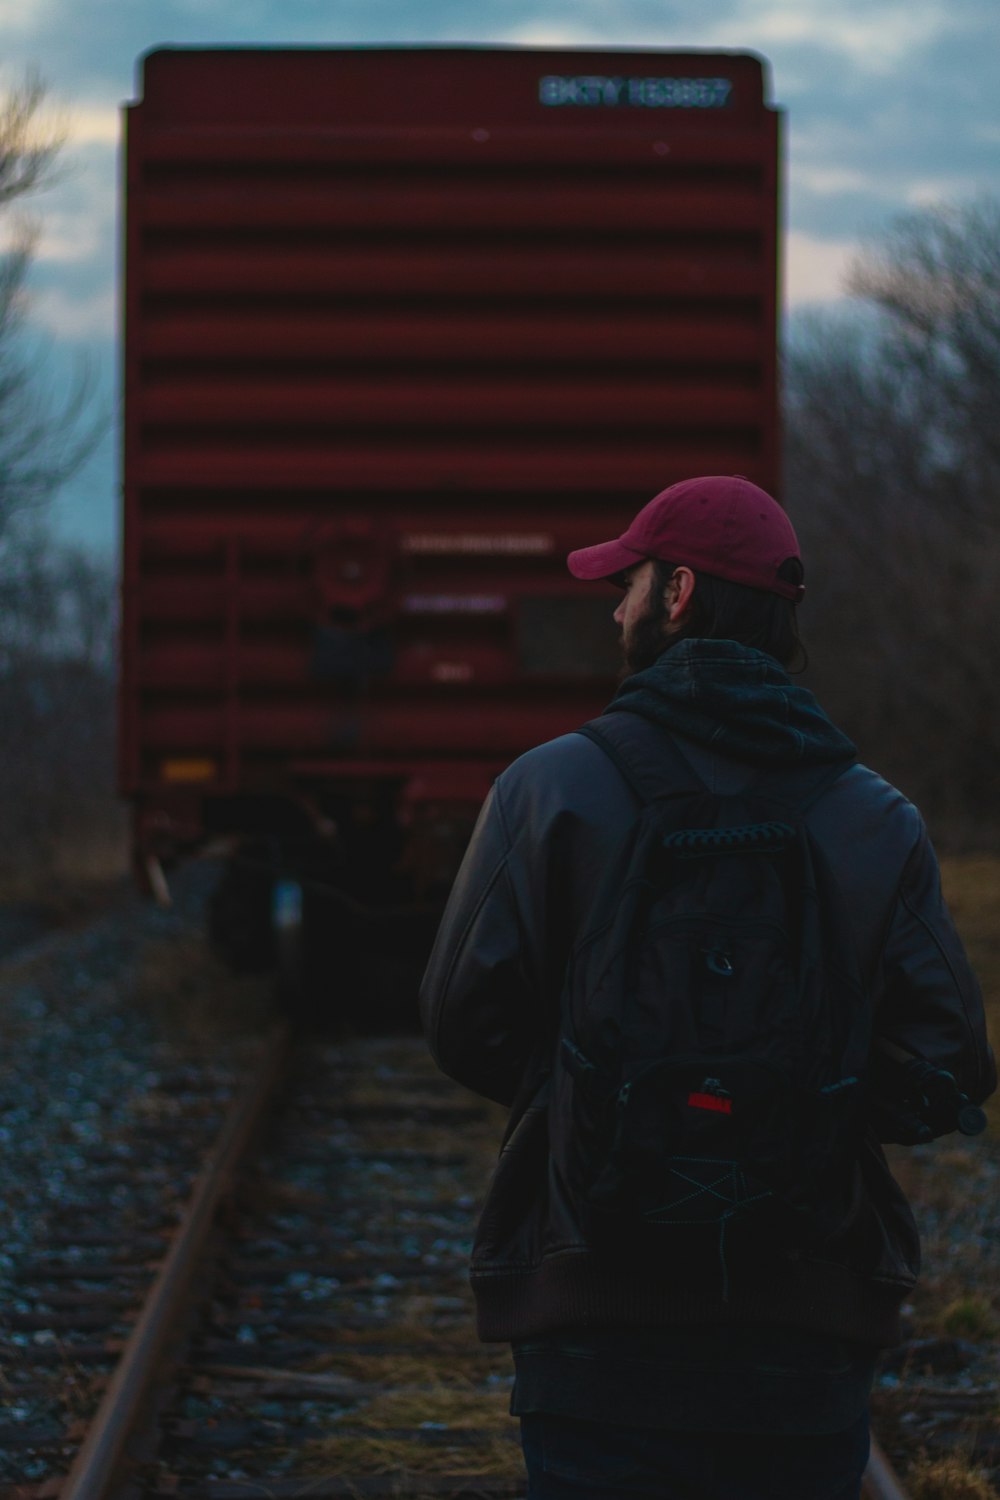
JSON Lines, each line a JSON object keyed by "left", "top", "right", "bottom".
{"left": 539, "top": 75, "right": 734, "bottom": 109}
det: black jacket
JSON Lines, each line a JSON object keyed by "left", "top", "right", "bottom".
{"left": 420, "top": 642, "right": 995, "bottom": 1346}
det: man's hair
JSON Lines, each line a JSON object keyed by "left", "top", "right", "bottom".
{"left": 651, "top": 559, "right": 807, "bottom": 671}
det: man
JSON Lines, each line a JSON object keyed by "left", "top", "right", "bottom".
{"left": 419, "top": 475, "right": 995, "bottom": 1500}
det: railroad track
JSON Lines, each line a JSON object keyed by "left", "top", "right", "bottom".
{"left": 3, "top": 1028, "right": 915, "bottom": 1500}
{"left": 6, "top": 1030, "right": 517, "bottom": 1499}
{"left": 0, "top": 1030, "right": 270, "bottom": 1495}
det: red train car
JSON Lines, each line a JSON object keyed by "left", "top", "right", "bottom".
{"left": 120, "top": 45, "right": 781, "bottom": 965}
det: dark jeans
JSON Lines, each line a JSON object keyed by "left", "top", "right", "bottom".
{"left": 520, "top": 1410, "right": 870, "bottom": 1500}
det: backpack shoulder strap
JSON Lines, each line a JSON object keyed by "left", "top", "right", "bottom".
{"left": 576, "top": 712, "right": 705, "bottom": 806}
{"left": 750, "top": 758, "right": 857, "bottom": 817}
{"left": 579, "top": 712, "right": 856, "bottom": 816}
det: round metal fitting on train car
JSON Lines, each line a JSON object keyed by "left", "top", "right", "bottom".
{"left": 308, "top": 519, "right": 393, "bottom": 624}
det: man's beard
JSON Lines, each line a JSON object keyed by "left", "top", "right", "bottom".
{"left": 620, "top": 585, "right": 672, "bottom": 676}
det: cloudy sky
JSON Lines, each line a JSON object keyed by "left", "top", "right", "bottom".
{"left": 2, "top": 0, "right": 998, "bottom": 554}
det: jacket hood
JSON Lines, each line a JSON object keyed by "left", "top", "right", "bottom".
{"left": 607, "top": 639, "right": 856, "bottom": 767}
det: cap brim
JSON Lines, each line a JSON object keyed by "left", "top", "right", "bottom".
{"left": 566, "top": 538, "right": 644, "bottom": 582}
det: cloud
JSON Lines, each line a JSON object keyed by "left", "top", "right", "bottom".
{"left": 906, "top": 177, "right": 985, "bottom": 207}
{"left": 496, "top": 21, "right": 610, "bottom": 46}
{"left": 31, "top": 285, "right": 116, "bottom": 341}
{"left": 795, "top": 165, "right": 872, "bottom": 197}
{"left": 66, "top": 104, "right": 120, "bottom": 147}
{"left": 27, "top": 134, "right": 117, "bottom": 277}
{"left": 490, "top": 0, "right": 704, "bottom": 47}
{"left": 700, "top": 0, "right": 948, "bottom": 74}
{"left": 36, "top": 207, "right": 106, "bottom": 265}
{"left": 785, "top": 232, "right": 856, "bottom": 306}
{"left": 0, "top": 0, "right": 54, "bottom": 34}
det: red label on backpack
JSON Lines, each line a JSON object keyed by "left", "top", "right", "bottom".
{"left": 687, "top": 1091, "right": 732, "bottom": 1114}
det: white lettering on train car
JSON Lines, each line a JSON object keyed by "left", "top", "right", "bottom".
{"left": 432, "top": 662, "right": 475, "bottom": 682}
{"left": 401, "top": 534, "right": 555, "bottom": 555}
{"left": 403, "top": 595, "right": 507, "bottom": 614}
{"left": 538, "top": 75, "right": 733, "bottom": 109}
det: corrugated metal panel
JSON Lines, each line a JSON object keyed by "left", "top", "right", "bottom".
{"left": 121, "top": 46, "right": 780, "bottom": 800}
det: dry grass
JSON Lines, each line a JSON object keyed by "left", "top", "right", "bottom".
{"left": 874, "top": 856, "right": 1000, "bottom": 1488}
{"left": 311, "top": 1350, "right": 508, "bottom": 1387}
{"left": 131, "top": 929, "right": 274, "bottom": 1043}
{"left": 937, "top": 1295, "right": 999, "bottom": 1341}
{"left": 907, "top": 1453, "right": 1000, "bottom": 1500}
{"left": 314, "top": 1320, "right": 477, "bottom": 1355}
{"left": 316, "top": 1320, "right": 445, "bottom": 1350}
{"left": 939, "top": 855, "right": 1000, "bottom": 924}
{"left": 356, "top": 1387, "right": 511, "bottom": 1429}
{"left": 299, "top": 1383, "right": 520, "bottom": 1478}
{"left": 301, "top": 1428, "right": 521, "bottom": 1479}
{"left": 0, "top": 827, "right": 128, "bottom": 906}
{"left": 940, "top": 857, "right": 1000, "bottom": 1131}
{"left": 885, "top": 1136, "right": 999, "bottom": 1341}
{"left": 0, "top": 870, "right": 128, "bottom": 934}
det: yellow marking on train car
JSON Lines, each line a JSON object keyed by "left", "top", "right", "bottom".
{"left": 161, "top": 758, "right": 218, "bottom": 783}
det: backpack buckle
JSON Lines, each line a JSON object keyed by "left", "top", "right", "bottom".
{"left": 703, "top": 942, "right": 734, "bottom": 978}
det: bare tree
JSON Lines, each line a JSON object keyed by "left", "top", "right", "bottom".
{"left": 0, "top": 71, "right": 100, "bottom": 552}
{"left": 0, "top": 536, "right": 120, "bottom": 887}
{"left": 0, "top": 74, "right": 117, "bottom": 892}
{"left": 849, "top": 199, "right": 1000, "bottom": 501}
{"left": 0, "top": 70, "right": 63, "bottom": 206}
{"left": 785, "top": 200, "right": 1000, "bottom": 837}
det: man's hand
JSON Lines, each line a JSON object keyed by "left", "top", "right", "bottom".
{"left": 869, "top": 1045, "right": 988, "bottom": 1143}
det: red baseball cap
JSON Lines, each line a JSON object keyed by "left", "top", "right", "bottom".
{"left": 567, "top": 475, "right": 804, "bottom": 602}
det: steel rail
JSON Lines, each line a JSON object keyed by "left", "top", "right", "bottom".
{"left": 58, "top": 1022, "right": 292, "bottom": 1500}
{"left": 864, "top": 1436, "right": 912, "bottom": 1500}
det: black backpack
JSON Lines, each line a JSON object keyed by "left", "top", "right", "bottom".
{"left": 554, "top": 713, "right": 870, "bottom": 1267}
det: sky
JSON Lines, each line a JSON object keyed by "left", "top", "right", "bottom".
{"left": 2, "top": 0, "right": 999, "bottom": 556}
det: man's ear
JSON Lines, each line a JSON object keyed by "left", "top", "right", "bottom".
{"left": 666, "top": 566, "right": 696, "bottom": 623}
